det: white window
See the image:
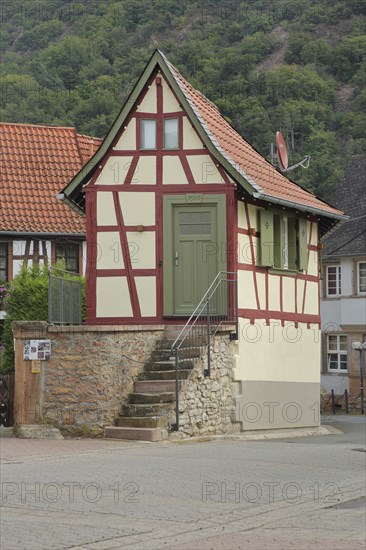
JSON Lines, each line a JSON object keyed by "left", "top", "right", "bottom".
{"left": 357, "top": 261, "right": 366, "bottom": 294}
{"left": 164, "top": 118, "right": 179, "bottom": 149}
{"left": 326, "top": 265, "right": 341, "bottom": 297}
{"left": 327, "top": 335, "right": 347, "bottom": 371}
{"left": 141, "top": 119, "right": 156, "bottom": 149}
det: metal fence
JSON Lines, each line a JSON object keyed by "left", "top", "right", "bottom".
{"left": 48, "top": 267, "right": 82, "bottom": 325}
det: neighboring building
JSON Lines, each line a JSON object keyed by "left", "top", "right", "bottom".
{"left": 61, "top": 50, "right": 344, "bottom": 431}
{"left": 321, "top": 155, "right": 366, "bottom": 396}
{"left": 0, "top": 123, "right": 101, "bottom": 332}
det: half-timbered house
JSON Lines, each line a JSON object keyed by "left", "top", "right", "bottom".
{"left": 61, "top": 51, "right": 345, "bottom": 435}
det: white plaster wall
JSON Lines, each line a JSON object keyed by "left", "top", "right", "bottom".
{"left": 321, "top": 373, "right": 349, "bottom": 394}
{"left": 235, "top": 318, "right": 321, "bottom": 384}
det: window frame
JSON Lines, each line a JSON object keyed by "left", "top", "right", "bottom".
{"left": 326, "top": 334, "right": 348, "bottom": 372}
{"left": 357, "top": 261, "right": 366, "bottom": 295}
{"left": 326, "top": 264, "right": 341, "bottom": 298}
{"left": 55, "top": 242, "right": 80, "bottom": 275}
{"left": 259, "top": 210, "right": 307, "bottom": 272}
{"left": 163, "top": 117, "right": 179, "bottom": 150}
{"left": 140, "top": 119, "right": 157, "bottom": 150}
{"left": 0, "top": 242, "right": 8, "bottom": 282}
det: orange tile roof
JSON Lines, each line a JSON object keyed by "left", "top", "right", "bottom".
{"left": 0, "top": 123, "right": 101, "bottom": 234}
{"left": 167, "top": 59, "right": 343, "bottom": 217}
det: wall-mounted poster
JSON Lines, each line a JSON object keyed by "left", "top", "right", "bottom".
{"left": 23, "top": 340, "right": 51, "bottom": 361}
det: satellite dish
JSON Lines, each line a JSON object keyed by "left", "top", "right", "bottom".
{"left": 276, "top": 131, "right": 288, "bottom": 171}
{"left": 272, "top": 131, "right": 310, "bottom": 172}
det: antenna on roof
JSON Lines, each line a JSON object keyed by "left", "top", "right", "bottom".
{"left": 272, "top": 131, "right": 310, "bottom": 172}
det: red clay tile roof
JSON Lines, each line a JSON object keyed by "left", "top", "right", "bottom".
{"left": 167, "top": 59, "right": 343, "bottom": 217}
{"left": 0, "top": 123, "right": 101, "bottom": 234}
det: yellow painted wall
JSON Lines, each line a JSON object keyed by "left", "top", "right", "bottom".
{"left": 96, "top": 157, "right": 133, "bottom": 185}
{"left": 135, "top": 277, "right": 157, "bottom": 317}
{"left": 136, "top": 84, "right": 157, "bottom": 113}
{"left": 96, "top": 277, "right": 132, "bottom": 317}
{"left": 161, "top": 76, "right": 182, "bottom": 113}
{"left": 182, "top": 117, "right": 204, "bottom": 150}
{"left": 235, "top": 318, "right": 320, "bottom": 383}
{"left": 119, "top": 192, "right": 155, "bottom": 226}
{"left": 163, "top": 156, "right": 188, "bottom": 184}
{"left": 97, "top": 232, "right": 124, "bottom": 270}
{"left": 126, "top": 232, "right": 156, "bottom": 270}
{"left": 268, "top": 274, "right": 281, "bottom": 311}
{"left": 187, "top": 155, "right": 225, "bottom": 184}
{"left": 97, "top": 192, "right": 117, "bottom": 226}
{"left": 134, "top": 156, "right": 156, "bottom": 185}
{"left": 114, "top": 118, "right": 136, "bottom": 150}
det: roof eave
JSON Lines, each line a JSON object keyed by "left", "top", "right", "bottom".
{"left": 252, "top": 191, "right": 347, "bottom": 221}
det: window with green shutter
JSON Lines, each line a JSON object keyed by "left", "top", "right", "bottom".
{"left": 259, "top": 210, "right": 308, "bottom": 272}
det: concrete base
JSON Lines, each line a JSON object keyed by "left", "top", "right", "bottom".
{"left": 104, "top": 426, "right": 164, "bottom": 442}
{"left": 15, "top": 424, "right": 64, "bottom": 440}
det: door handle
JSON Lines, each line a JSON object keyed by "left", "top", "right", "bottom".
{"left": 175, "top": 251, "right": 179, "bottom": 266}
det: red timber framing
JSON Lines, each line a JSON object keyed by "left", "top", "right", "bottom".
{"left": 84, "top": 69, "right": 238, "bottom": 324}
{"left": 237, "top": 200, "right": 320, "bottom": 327}
{"left": 82, "top": 66, "right": 322, "bottom": 327}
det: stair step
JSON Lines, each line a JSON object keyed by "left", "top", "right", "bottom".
{"left": 104, "top": 426, "right": 162, "bottom": 442}
{"left": 144, "top": 360, "right": 175, "bottom": 371}
{"left": 134, "top": 380, "right": 178, "bottom": 393}
{"left": 117, "top": 416, "right": 168, "bottom": 428}
{"left": 138, "top": 369, "right": 192, "bottom": 381}
{"left": 129, "top": 392, "right": 175, "bottom": 404}
{"left": 121, "top": 403, "right": 172, "bottom": 417}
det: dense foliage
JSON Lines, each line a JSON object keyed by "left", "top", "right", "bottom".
{"left": 0, "top": 265, "right": 86, "bottom": 373}
{"left": 1, "top": 0, "right": 365, "bottom": 199}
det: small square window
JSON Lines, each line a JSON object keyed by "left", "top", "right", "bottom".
{"left": 141, "top": 119, "right": 156, "bottom": 150}
{"left": 326, "top": 265, "right": 341, "bottom": 297}
{"left": 357, "top": 262, "right": 366, "bottom": 294}
{"left": 55, "top": 243, "right": 80, "bottom": 274}
{"left": 164, "top": 118, "right": 179, "bottom": 149}
{"left": 326, "top": 334, "right": 347, "bottom": 372}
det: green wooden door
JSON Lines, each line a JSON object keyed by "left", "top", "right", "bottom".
{"left": 173, "top": 205, "right": 218, "bottom": 315}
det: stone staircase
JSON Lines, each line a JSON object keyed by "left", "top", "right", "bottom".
{"left": 104, "top": 336, "right": 200, "bottom": 441}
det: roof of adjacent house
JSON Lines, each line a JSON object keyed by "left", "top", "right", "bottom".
{"left": 0, "top": 123, "right": 101, "bottom": 235}
{"left": 323, "top": 155, "right": 366, "bottom": 259}
{"left": 62, "top": 50, "right": 344, "bottom": 227}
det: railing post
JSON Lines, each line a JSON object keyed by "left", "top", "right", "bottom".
{"left": 48, "top": 270, "right": 52, "bottom": 324}
{"left": 205, "top": 299, "right": 211, "bottom": 377}
{"left": 174, "top": 348, "right": 179, "bottom": 431}
{"left": 344, "top": 389, "right": 349, "bottom": 414}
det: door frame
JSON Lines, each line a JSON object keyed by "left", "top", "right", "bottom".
{"left": 163, "top": 193, "right": 227, "bottom": 316}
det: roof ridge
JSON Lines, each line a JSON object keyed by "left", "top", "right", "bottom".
{"left": 0, "top": 122, "right": 77, "bottom": 130}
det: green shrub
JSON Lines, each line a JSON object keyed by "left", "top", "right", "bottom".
{"left": 0, "top": 264, "right": 85, "bottom": 374}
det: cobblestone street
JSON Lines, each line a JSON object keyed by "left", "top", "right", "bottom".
{"left": 0, "top": 417, "right": 365, "bottom": 549}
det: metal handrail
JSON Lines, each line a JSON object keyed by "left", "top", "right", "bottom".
{"left": 171, "top": 271, "right": 238, "bottom": 431}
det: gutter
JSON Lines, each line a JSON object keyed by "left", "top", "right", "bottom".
{"left": 252, "top": 192, "right": 347, "bottom": 221}
{"left": 56, "top": 193, "right": 85, "bottom": 215}
{"left": 0, "top": 231, "right": 85, "bottom": 237}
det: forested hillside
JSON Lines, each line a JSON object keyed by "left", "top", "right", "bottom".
{"left": 1, "top": 0, "right": 365, "bottom": 199}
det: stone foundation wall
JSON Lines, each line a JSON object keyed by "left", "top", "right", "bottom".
{"left": 170, "top": 332, "right": 241, "bottom": 438}
{"left": 13, "top": 322, "right": 164, "bottom": 436}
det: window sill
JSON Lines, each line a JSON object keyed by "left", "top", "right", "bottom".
{"left": 268, "top": 268, "right": 301, "bottom": 277}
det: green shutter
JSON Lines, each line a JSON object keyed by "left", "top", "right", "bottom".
{"left": 259, "top": 210, "right": 274, "bottom": 267}
{"left": 288, "top": 217, "right": 297, "bottom": 270}
{"left": 298, "top": 218, "right": 308, "bottom": 271}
